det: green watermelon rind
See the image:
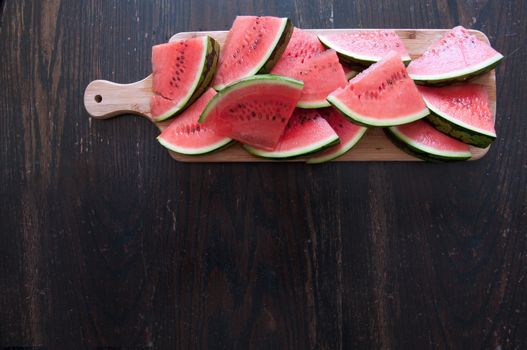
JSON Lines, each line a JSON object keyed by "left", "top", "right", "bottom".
{"left": 157, "top": 136, "right": 234, "bottom": 156}
{"left": 243, "top": 134, "right": 340, "bottom": 159}
{"left": 297, "top": 99, "right": 331, "bottom": 109}
{"left": 318, "top": 34, "right": 412, "bottom": 66}
{"left": 384, "top": 126, "right": 472, "bottom": 162}
{"left": 258, "top": 19, "right": 294, "bottom": 74}
{"left": 423, "top": 96, "right": 496, "bottom": 148}
{"left": 306, "top": 127, "right": 368, "bottom": 164}
{"left": 409, "top": 53, "right": 503, "bottom": 85}
{"left": 214, "top": 18, "right": 294, "bottom": 91}
{"left": 152, "top": 103, "right": 184, "bottom": 122}
{"left": 327, "top": 94, "right": 430, "bottom": 127}
{"left": 154, "top": 36, "right": 220, "bottom": 122}
{"left": 199, "top": 74, "right": 304, "bottom": 124}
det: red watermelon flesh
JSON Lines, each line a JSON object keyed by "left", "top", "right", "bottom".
{"left": 418, "top": 84, "right": 495, "bottom": 136}
{"left": 271, "top": 27, "right": 326, "bottom": 76}
{"left": 200, "top": 75, "right": 304, "bottom": 150}
{"left": 328, "top": 51, "right": 429, "bottom": 126}
{"left": 289, "top": 50, "right": 347, "bottom": 108}
{"left": 307, "top": 108, "right": 368, "bottom": 163}
{"left": 407, "top": 26, "right": 503, "bottom": 82}
{"left": 318, "top": 30, "right": 411, "bottom": 64}
{"left": 152, "top": 37, "right": 207, "bottom": 101}
{"left": 389, "top": 120, "right": 471, "bottom": 158}
{"left": 157, "top": 89, "right": 231, "bottom": 154}
{"left": 150, "top": 95, "right": 178, "bottom": 119}
{"left": 212, "top": 16, "right": 292, "bottom": 89}
{"left": 244, "top": 109, "right": 339, "bottom": 158}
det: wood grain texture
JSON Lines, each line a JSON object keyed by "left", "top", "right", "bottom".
{"left": 84, "top": 28, "right": 495, "bottom": 162}
{"left": 1, "top": 0, "right": 526, "bottom": 349}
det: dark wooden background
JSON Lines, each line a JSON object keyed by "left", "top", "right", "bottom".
{"left": 1, "top": 0, "right": 526, "bottom": 349}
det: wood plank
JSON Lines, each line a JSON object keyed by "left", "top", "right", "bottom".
{"left": 3, "top": 0, "right": 527, "bottom": 349}
{"left": 84, "top": 28, "right": 495, "bottom": 162}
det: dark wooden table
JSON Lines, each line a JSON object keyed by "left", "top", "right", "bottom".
{"left": 1, "top": 1, "right": 526, "bottom": 349}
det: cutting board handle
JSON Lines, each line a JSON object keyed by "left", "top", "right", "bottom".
{"left": 83, "top": 75, "right": 153, "bottom": 119}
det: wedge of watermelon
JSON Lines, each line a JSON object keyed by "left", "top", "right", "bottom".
{"left": 407, "top": 26, "right": 503, "bottom": 84}
{"left": 385, "top": 120, "right": 472, "bottom": 161}
{"left": 307, "top": 108, "right": 368, "bottom": 163}
{"left": 199, "top": 75, "right": 304, "bottom": 150}
{"left": 244, "top": 109, "right": 339, "bottom": 158}
{"left": 327, "top": 51, "right": 429, "bottom": 127}
{"left": 289, "top": 50, "right": 347, "bottom": 108}
{"left": 157, "top": 89, "right": 232, "bottom": 155}
{"left": 419, "top": 84, "right": 496, "bottom": 148}
{"left": 151, "top": 36, "right": 219, "bottom": 121}
{"left": 212, "top": 16, "right": 293, "bottom": 90}
{"left": 318, "top": 30, "right": 411, "bottom": 65}
{"left": 271, "top": 27, "right": 326, "bottom": 76}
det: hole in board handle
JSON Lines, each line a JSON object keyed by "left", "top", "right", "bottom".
{"left": 95, "top": 95, "right": 102, "bottom": 103}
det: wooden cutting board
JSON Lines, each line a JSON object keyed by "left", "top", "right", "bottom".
{"left": 84, "top": 29, "right": 496, "bottom": 162}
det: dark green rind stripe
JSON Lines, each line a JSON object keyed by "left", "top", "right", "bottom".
{"left": 154, "top": 36, "right": 220, "bottom": 122}
{"left": 426, "top": 113, "right": 496, "bottom": 148}
{"left": 383, "top": 128, "right": 471, "bottom": 162}
{"left": 259, "top": 19, "right": 294, "bottom": 73}
{"left": 413, "top": 57, "right": 503, "bottom": 86}
{"left": 244, "top": 138, "right": 340, "bottom": 160}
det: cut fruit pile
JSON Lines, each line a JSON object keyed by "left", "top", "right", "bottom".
{"left": 150, "top": 17, "right": 502, "bottom": 162}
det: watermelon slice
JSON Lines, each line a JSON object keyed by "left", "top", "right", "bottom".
{"left": 157, "top": 89, "right": 232, "bottom": 155}
{"left": 244, "top": 109, "right": 339, "bottom": 158}
{"left": 212, "top": 16, "right": 293, "bottom": 90}
{"left": 385, "top": 120, "right": 472, "bottom": 161}
{"left": 318, "top": 30, "right": 411, "bottom": 65}
{"left": 407, "top": 26, "right": 503, "bottom": 84}
{"left": 327, "top": 51, "right": 429, "bottom": 127}
{"left": 199, "top": 75, "right": 303, "bottom": 150}
{"left": 271, "top": 27, "right": 326, "bottom": 76}
{"left": 419, "top": 84, "right": 496, "bottom": 148}
{"left": 151, "top": 36, "right": 219, "bottom": 121}
{"left": 288, "top": 50, "right": 347, "bottom": 108}
{"left": 307, "top": 108, "right": 368, "bottom": 163}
